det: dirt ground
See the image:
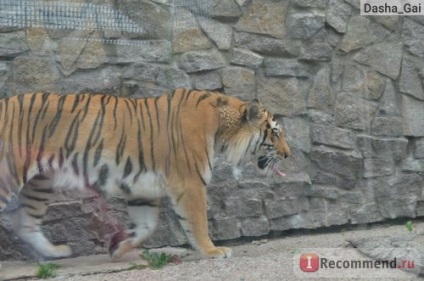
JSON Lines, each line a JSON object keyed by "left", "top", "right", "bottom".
{"left": 2, "top": 220, "right": 424, "bottom": 281}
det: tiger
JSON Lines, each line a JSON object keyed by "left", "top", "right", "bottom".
{"left": 0, "top": 88, "right": 291, "bottom": 260}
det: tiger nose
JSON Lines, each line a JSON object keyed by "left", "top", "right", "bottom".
{"left": 281, "top": 149, "right": 291, "bottom": 159}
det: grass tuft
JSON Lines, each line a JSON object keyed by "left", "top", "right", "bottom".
{"left": 140, "top": 250, "right": 172, "bottom": 270}
{"left": 406, "top": 220, "right": 414, "bottom": 233}
{"left": 36, "top": 263, "right": 60, "bottom": 279}
{"left": 127, "top": 262, "right": 148, "bottom": 271}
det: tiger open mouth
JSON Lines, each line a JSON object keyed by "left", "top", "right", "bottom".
{"left": 257, "top": 155, "right": 286, "bottom": 177}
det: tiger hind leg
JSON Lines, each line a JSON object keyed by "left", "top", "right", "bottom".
{"left": 109, "top": 198, "right": 160, "bottom": 260}
{"left": 13, "top": 175, "right": 72, "bottom": 259}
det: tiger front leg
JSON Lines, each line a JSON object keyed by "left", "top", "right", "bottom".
{"left": 108, "top": 198, "right": 160, "bottom": 260}
{"left": 170, "top": 183, "right": 232, "bottom": 259}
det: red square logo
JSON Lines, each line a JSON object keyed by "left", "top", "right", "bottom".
{"left": 299, "top": 253, "right": 319, "bottom": 272}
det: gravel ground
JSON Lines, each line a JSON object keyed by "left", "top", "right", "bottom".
{"left": 2, "top": 221, "right": 424, "bottom": 281}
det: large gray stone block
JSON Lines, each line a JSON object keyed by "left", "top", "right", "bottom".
{"left": 416, "top": 201, "right": 424, "bottom": 216}
{"left": 300, "top": 41, "right": 332, "bottom": 61}
{"left": 234, "top": 31, "right": 301, "bottom": 56}
{"left": 363, "top": 157, "right": 395, "bottom": 178}
{"left": 402, "top": 18, "right": 424, "bottom": 58}
{"left": 292, "top": 0, "right": 327, "bottom": 9}
{"left": 326, "top": 0, "right": 351, "bottom": 33}
{"left": 342, "top": 63, "right": 365, "bottom": 93}
{"left": 271, "top": 172, "right": 312, "bottom": 198}
{"left": 172, "top": 9, "right": 212, "bottom": 53}
{"left": 230, "top": 48, "right": 263, "bottom": 69}
{"left": 308, "top": 110, "right": 335, "bottom": 126}
{"left": 357, "top": 135, "right": 408, "bottom": 161}
{"left": 414, "top": 138, "right": 424, "bottom": 158}
{"left": 399, "top": 58, "right": 424, "bottom": 100}
{"left": 224, "top": 196, "right": 263, "bottom": 218}
{"left": 401, "top": 157, "right": 424, "bottom": 173}
{"left": 59, "top": 30, "right": 107, "bottom": 76}
{"left": 334, "top": 92, "right": 378, "bottom": 131}
{"left": 209, "top": 0, "right": 242, "bottom": 20}
{"left": 330, "top": 57, "right": 345, "bottom": 84}
{"left": 117, "top": 40, "right": 172, "bottom": 63}
{"left": 395, "top": 174, "right": 424, "bottom": 197}
{"left": 269, "top": 217, "right": 291, "bottom": 231}
{"left": 283, "top": 118, "right": 311, "bottom": 152}
{"left": 198, "top": 17, "right": 232, "bottom": 50}
{"left": 340, "top": 15, "right": 390, "bottom": 53}
{"left": 26, "top": 28, "right": 53, "bottom": 56}
{"left": 371, "top": 174, "right": 423, "bottom": 200}
{"left": 353, "top": 42, "right": 403, "bottom": 79}
{"left": 349, "top": 203, "right": 384, "bottom": 224}
{"left": 44, "top": 202, "right": 84, "bottom": 222}
{"left": 371, "top": 116, "right": 403, "bottom": 136}
{"left": 191, "top": 71, "right": 222, "bottom": 90}
{"left": 378, "top": 79, "right": 400, "bottom": 115}
{"left": 177, "top": 50, "right": 226, "bottom": 73}
{"left": 222, "top": 67, "right": 256, "bottom": 100}
{"left": 377, "top": 196, "right": 417, "bottom": 219}
{"left": 60, "top": 66, "right": 122, "bottom": 95}
{"left": 241, "top": 216, "right": 269, "bottom": 237}
{"left": 117, "top": 0, "right": 171, "bottom": 39}
{"left": 264, "top": 198, "right": 298, "bottom": 219}
{"left": 257, "top": 77, "right": 306, "bottom": 117}
{"left": 42, "top": 217, "right": 96, "bottom": 243}
{"left": 310, "top": 146, "right": 362, "bottom": 179}
{"left": 311, "top": 124, "right": 356, "bottom": 149}
{"left": 235, "top": 0, "right": 289, "bottom": 39}
{"left": 279, "top": 147, "right": 313, "bottom": 174}
{"left": 325, "top": 200, "right": 350, "bottom": 226}
{"left": 306, "top": 185, "right": 340, "bottom": 200}
{"left": 0, "top": 31, "right": 29, "bottom": 57}
{"left": 365, "top": 71, "right": 385, "bottom": 101}
{"left": 312, "top": 170, "right": 357, "bottom": 190}
{"left": 287, "top": 12, "right": 325, "bottom": 39}
{"left": 402, "top": 95, "right": 424, "bottom": 136}
{"left": 270, "top": 205, "right": 326, "bottom": 231}
{"left": 11, "top": 56, "right": 60, "bottom": 94}
{"left": 340, "top": 16, "right": 376, "bottom": 52}
{"left": 263, "top": 58, "right": 310, "bottom": 78}
{"left": 122, "top": 64, "right": 190, "bottom": 97}
{"left": 210, "top": 216, "right": 241, "bottom": 240}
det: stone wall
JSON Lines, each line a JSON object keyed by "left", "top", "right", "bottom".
{"left": 1, "top": 0, "right": 424, "bottom": 260}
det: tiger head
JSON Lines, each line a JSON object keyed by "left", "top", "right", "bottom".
{"left": 219, "top": 98, "right": 291, "bottom": 177}
{"left": 245, "top": 100, "right": 291, "bottom": 176}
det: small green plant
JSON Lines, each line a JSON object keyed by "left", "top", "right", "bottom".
{"left": 127, "top": 263, "right": 148, "bottom": 271}
{"left": 406, "top": 220, "right": 414, "bottom": 233}
{"left": 36, "top": 263, "right": 60, "bottom": 279}
{"left": 140, "top": 250, "right": 172, "bottom": 269}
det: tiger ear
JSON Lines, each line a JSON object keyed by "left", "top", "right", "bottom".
{"left": 243, "top": 99, "right": 262, "bottom": 122}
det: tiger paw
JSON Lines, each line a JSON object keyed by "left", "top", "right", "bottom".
{"left": 108, "top": 231, "right": 133, "bottom": 260}
{"left": 43, "top": 244, "right": 72, "bottom": 259}
{"left": 203, "top": 246, "right": 232, "bottom": 258}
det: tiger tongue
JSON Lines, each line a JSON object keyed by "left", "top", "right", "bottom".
{"left": 273, "top": 165, "right": 286, "bottom": 177}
